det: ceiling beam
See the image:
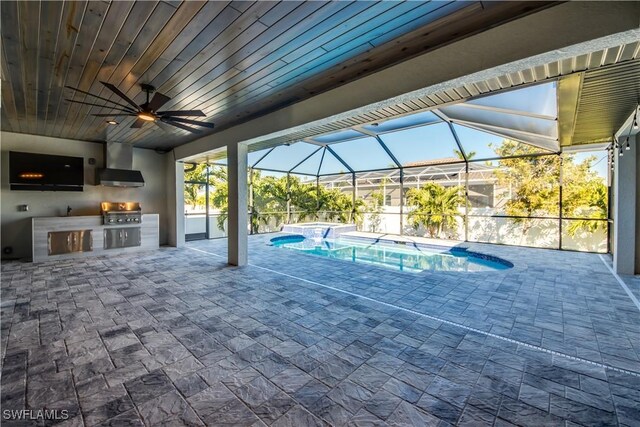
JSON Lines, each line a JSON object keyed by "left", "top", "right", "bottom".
{"left": 176, "top": 1, "right": 640, "bottom": 161}
{"left": 557, "top": 73, "right": 584, "bottom": 147}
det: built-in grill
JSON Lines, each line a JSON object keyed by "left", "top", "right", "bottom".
{"left": 101, "top": 202, "right": 142, "bottom": 225}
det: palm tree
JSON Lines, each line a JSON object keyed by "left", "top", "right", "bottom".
{"left": 453, "top": 149, "right": 476, "bottom": 161}
{"left": 406, "top": 183, "right": 463, "bottom": 238}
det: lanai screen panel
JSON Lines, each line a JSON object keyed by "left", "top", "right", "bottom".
{"left": 466, "top": 82, "right": 557, "bottom": 117}
{"left": 379, "top": 122, "right": 461, "bottom": 165}
{"left": 290, "top": 147, "right": 325, "bottom": 175}
{"left": 329, "top": 137, "right": 395, "bottom": 171}
{"left": 362, "top": 111, "right": 441, "bottom": 133}
{"left": 319, "top": 150, "right": 351, "bottom": 175}
{"left": 253, "top": 142, "right": 319, "bottom": 171}
{"left": 453, "top": 124, "right": 553, "bottom": 160}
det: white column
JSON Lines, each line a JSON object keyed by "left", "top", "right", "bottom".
{"left": 613, "top": 135, "right": 636, "bottom": 274}
{"left": 166, "top": 159, "right": 185, "bottom": 247}
{"left": 227, "top": 142, "right": 248, "bottom": 266}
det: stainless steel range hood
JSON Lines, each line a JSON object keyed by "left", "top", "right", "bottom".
{"left": 97, "top": 142, "right": 144, "bottom": 187}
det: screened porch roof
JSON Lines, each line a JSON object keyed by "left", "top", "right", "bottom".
{"left": 213, "top": 82, "right": 561, "bottom": 176}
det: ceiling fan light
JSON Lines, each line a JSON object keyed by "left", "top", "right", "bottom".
{"left": 138, "top": 112, "right": 156, "bottom": 122}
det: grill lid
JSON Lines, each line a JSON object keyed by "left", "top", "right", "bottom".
{"left": 101, "top": 202, "right": 141, "bottom": 213}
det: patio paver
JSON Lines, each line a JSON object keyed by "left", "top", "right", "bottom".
{"left": 1, "top": 236, "right": 638, "bottom": 426}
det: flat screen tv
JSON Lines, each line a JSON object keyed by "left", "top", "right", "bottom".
{"left": 9, "top": 151, "right": 84, "bottom": 191}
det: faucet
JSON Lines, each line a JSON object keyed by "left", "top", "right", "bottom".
{"left": 66, "top": 206, "right": 72, "bottom": 216}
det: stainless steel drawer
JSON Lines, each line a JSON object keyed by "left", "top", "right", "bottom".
{"left": 48, "top": 230, "right": 92, "bottom": 255}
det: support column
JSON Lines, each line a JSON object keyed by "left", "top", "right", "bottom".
{"left": 399, "top": 170, "right": 404, "bottom": 235}
{"left": 464, "top": 162, "right": 469, "bottom": 242}
{"left": 352, "top": 173, "right": 356, "bottom": 223}
{"left": 613, "top": 135, "right": 637, "bottom": 274}
{"left": 228, "top": 142, "right": 248, "bottom": 266}
{"left": 286, "top": 173, "right": 291, "bottom": 224}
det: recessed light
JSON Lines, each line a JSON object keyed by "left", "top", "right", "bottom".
{"left": 106, "top": 120, "right": 118, "bottom": 125}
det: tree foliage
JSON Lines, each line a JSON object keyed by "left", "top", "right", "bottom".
{"left": 493, "top": 140, "right": 607, "bottom": 235}
{"left": 183, "top": 164, "right": 208, "bottom": 210}
{"left": 206, "top": 168, "right": 363, "bottom": 233}
{"left": 405, "top": 183, "right": 463, "bottom": 238}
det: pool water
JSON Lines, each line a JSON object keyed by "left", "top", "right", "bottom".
{"left": 270, "top": 235, "right": 512, "bottom": 273}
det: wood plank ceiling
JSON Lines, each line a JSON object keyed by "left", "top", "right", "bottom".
{"left": 0, "top": 0, "right": 554, "bottom": 150}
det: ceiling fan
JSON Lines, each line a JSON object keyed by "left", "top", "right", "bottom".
{"left": 65, "top": 82, "right": 214, "bottom": 134}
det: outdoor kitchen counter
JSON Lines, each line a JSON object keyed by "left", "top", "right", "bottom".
{"left": 32, "top": 214, "right": 159, "bottom": 262}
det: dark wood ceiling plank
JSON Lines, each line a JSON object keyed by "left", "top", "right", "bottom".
{"left": 156, "top": 1, "right": 276, "bottom": 97}
{"left": 50, "top": 1, "right": 110, "bottom": 136}
{"left": 0, "top": 1, "right": 25, "bottom": 130}
{"left": 232, "top": 1, "right": 481, "bottom": 109}
{"left": 1, "top": 100, "right": 14, "bottom": 132}
{"left": 162, "top": 0, "right": 182, "bottom": 8}
{"left": 106, "top": 2, "right": 280, "bottom": 142}
{"left": 320, "top": 2, "right": 433, "bottom": 52}
{"left": 105, "top": 1, "right": 207, "bottom": 101}
{"left": 91, "top": 1, "right": 207, "bottom": 142}
{"left": 200, "top": 39, "right": 376, "bottom": 119}
{"left": 159, "top": 3, "right": 324, "bottom": 113}
{"left": 16, "top": 1, "right": 41, "bottom": 135}
{"left": 74, "top": 2, "right": 186, "bottom": 143}
{"left": 199, "top": 2, "right": 500, "bottom": 127}
{"left": 58, "top": 0, "right": 136, "bottom": 139}
{"left": 143, "top": 2, "right": 239, "bottom": 95}
{"left": 170, "top": 2, "right": 343, "bottom": 111}
{"left": 228, "top": 1, "right": 253, "bottom": 15}
{"left": 173, "top": 2, "right": 392, "bottom": 115}
{"left": 69, "top": 1, "right": 161, "bottom": 140}
{"left": 35, "top": 0, "right": 64, "bottom": 135}
{"left": 184, "top": 2, "right": 426, "bottom": 117}
{"left": 126, "top": 1, "right": 354, "bottom": 126}
{"left": 44, "top": 0, "right": 95, "bottom": 135}
{"left": 42, "top": 0, "right": 88, "bottom": 137}
{"left": 1, "top": 37, "right": 20, "bottom": 132}
{"left": 208, "top": 2, "right": 459, "bottom": 111}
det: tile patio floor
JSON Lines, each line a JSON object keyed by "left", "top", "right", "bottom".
{"left": 1, "top": 234, "right": 639, "bottom": 426}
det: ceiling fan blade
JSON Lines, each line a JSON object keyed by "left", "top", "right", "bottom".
{"left": 157, "top": 110, "right": 206, "bottom": 117}
{"left": 65, "top": 85, "right": 138, "bottom": 112}
{"left": 100, "top": 81, "right": 141, "bottom": 111}
{"left": 131, "top": 118, "right": 146, "bottom": 129}
{"left": 91, "top": 113, "right": 136, "bottom": 117}
{"left": 147, "top": 92, "right": 171, "bottom": 112}
{"left": 160, "top": 118, "right": 202, "bottom": 134}
{"left": 154, "top": 120, "right": 175, "bottom": 133}
{"left": 64, "top": 99, "right": 136, "bottom": 113}
{"left": 164, "top": 116, "right": 214, "bottom": 128}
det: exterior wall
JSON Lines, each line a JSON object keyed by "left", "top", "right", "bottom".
{"left": 613, "top": 134, "right": 637, "bottom": 274}
{"left": 636, "top": 136, "right": 640, "bottom": 274}
{"left": 1, "top": 131, "right": 170, "bottom": 259}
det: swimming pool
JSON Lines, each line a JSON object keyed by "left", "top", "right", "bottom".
{"left": 270, "top": 235, "right": 513, "bottom": 273}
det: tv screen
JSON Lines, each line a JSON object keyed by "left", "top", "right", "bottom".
{"left": 9, "top": 151, "right": 84, "bottom": 191}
